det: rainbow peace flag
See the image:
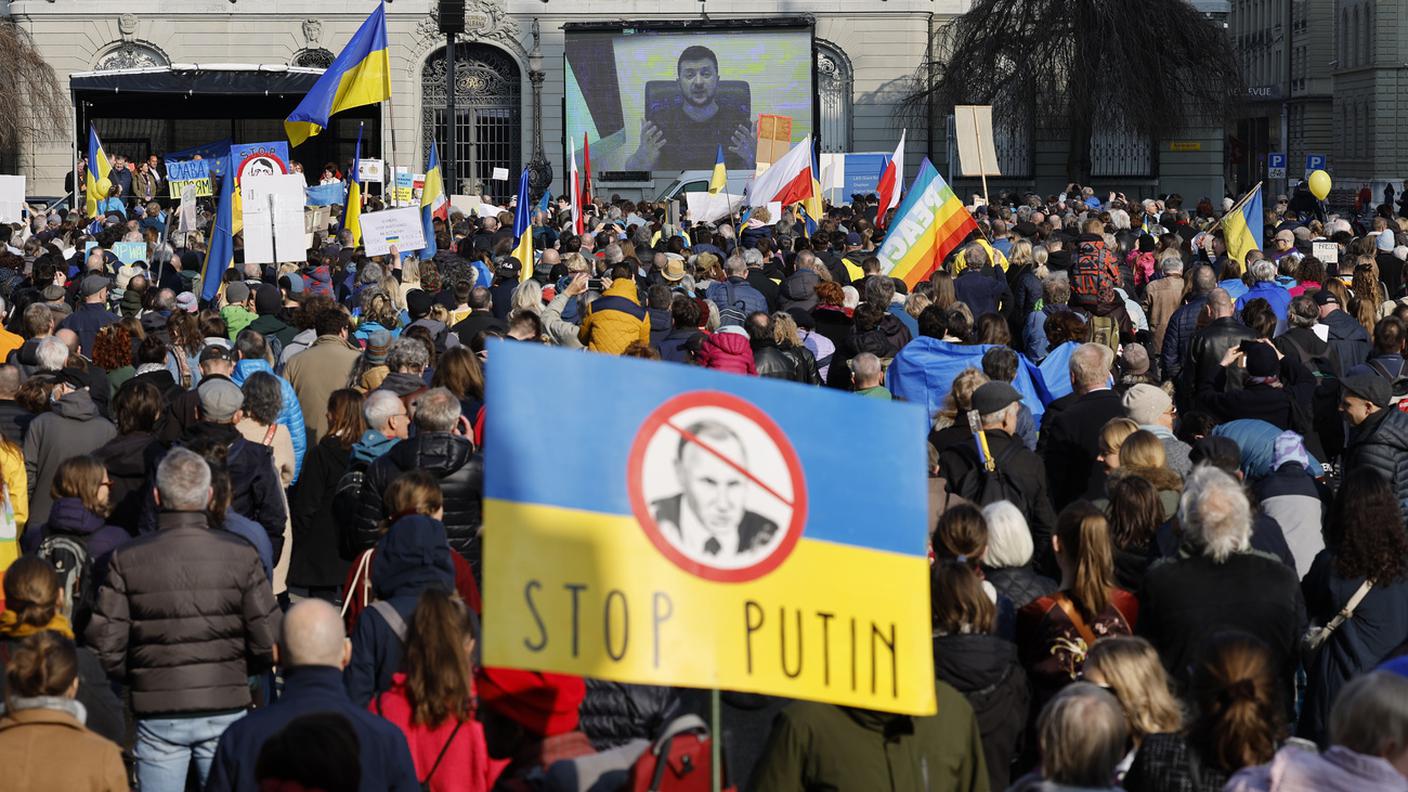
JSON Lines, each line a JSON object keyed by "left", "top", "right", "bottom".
{"left": 875, "top": 159, "right": 978, "bottom": 288}
{"left": 481, "top": 343, "right": 936, "bottom": 715}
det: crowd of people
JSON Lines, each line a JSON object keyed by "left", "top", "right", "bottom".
{"left": 2, "top": 155, "right": 1408, "bottom": 792}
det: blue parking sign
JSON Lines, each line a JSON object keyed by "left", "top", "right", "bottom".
{"left": 1306, "top": 154, "right": 1326, "bottom": 171}
{"left": 1268, "top": 153, "right": 1286, "bottom": 169}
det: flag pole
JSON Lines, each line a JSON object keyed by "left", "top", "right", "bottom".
{"left": 385, "top": 94, "right": 402, "bottom": 210}
{"left": 710, "top": 688, "right": 722, "bottom": 792}
{"left": 1207, "top": 181, "right": 1263, "bottom": 235}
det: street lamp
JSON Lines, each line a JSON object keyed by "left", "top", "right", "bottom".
{"left": 526, "top": 18, "right": 553, "bottom": 201}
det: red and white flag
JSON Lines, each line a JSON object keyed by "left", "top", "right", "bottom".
{"left": 569, "top": 136, "right": 585, "bottom": 235}
{"left": 874, "top": 130, "right": 906, "bottom": 230}
{"left": 581, "top": 133, "right": 593, "bottom": 207}
{"left": 746, "top": 135, "right": 814, "bottom": 209}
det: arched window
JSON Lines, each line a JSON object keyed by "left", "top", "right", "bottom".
{"left": 292, "top": 48, "right": 335, "bottom": 69}
{"left": 421, "top": 43, "right": 521, "bottom": 195}
{"left": 94, "top": 42, "right": 169, "bottom": 71}
{"left": 815, "top": 41, "right": 853, "bottom": 153}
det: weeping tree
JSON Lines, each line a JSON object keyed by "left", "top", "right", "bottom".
{"left": 903, "top": 0, "right": 1244, "bottom": 183}
{"left": 0, "top": 20, "right": 65, "bottom": 171}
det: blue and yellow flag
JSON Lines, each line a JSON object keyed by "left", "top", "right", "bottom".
{"left": 512, "top": 168, "right": 533, "bottom": 282}
{"left": 284, "top": 3, "right": 391, "bottom": 147}
{"left": 1223, "top": 183, "right": 1263, "bottom": 266}
{"left": 420, "top": 141, "right": 447, "bottom": 259}
{"left": 803, "top": 145, "right": 823, "bottom": 228}
{"left": 708, "top": 145, "right": 726, "bottom": 195}
{"left": 346, "top": 127, "right": 364, "bottom": 246}
{"left": 201, "top": 155, "right": 237, "bottom": 302}
{"left": 85, "top": 126, "right": 113, "bottom": 219}
{"left": 481, "top": 342, "right": 936, "bottom": 715}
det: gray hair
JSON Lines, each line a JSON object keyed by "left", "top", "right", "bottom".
{"left": 1330, "top": 671, "right": 1408, "bottom": 758}
{"left": 724, "top": 255, "right": 748, "bottom": 277}
{"left": 742, "top": 248, "right": 764, "bottom": 268}
{"left": 1158, "top": 253, "right": 1184, "bottom": 275}
{"left": 851, "top": 352, "right": 882, "bottom": 382}
{"left": 1038, "top": 683, "right": 1130, "bottom": 787}
{"left": 359, "top": 261, "right": 384, "bottom": 285}
{"left": 412, "top": 387, "right": 461, "bottom": 432}
{"left": 363, "top": 389, "right": 404, "bottom": 431}
{"left": 511, "top": 280, "right": 543, "bottom": 315}
{"left": 35, "top": 336, "right": 68, "bottom": 372}
{"left": 979, "top": 402, "right": 1018, "bottom": 428}
{"left": 156, "top": 447, "right": 213, "bottom": 511}
{"left": 981, "top": 501, "right": 1034, "bottom": 568}
{"left": 1179, "top": 465, "right": 1251, "bottom": 562}
{"left": 1288, "top": 294, "right": 1319, "bottom": 329}
{"left": 961, "top": 241, "right": 989, "bottom": 270}
{"left": 1069, "top": 343, "right": 1114, "bottom": 391}
{"left": 386, "top": 337, "right": 429, "bottom": 374}
{"left": 1250, "top": 260, "right": 1277, "bottom": 282}
{"left": 864, "top": 275, "right": 896, "bottom": 307}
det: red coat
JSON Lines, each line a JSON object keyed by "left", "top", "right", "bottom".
{"left": 695, "top": 330, "right": 756, "bottom": 376}
{"left": 371, "top": 674, "right": 499, "bottom": 792}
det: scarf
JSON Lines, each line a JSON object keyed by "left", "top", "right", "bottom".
{"left": 0, "top": 609, "right": 74, "bottom": 639}
{"left": 1, "top": 695, "right": 87, "bottom": 724}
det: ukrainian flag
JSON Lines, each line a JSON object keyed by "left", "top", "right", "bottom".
{"left": 803, "top": 145, "right": 823, "bottom": 230}
{"left": 480, "top": 342, "right": 937, "bottom": 715}
{"left": 512, "top": 168, "right": 533, "bottom": 282}
{"left": 1223, "top": 183, "right": 1263, "bottom": 266}
{"left": 346, "top": 127, "right": 364, "bottom": 246}
{"left": 284, "top": 3, "right": 391, "bottom": 147}
{"left": 708, "top": 145, "right": 726, "bottom": 195}
{"left": 202, "top": 155, "right": 237, "bottom": 302}
{"left": 85, "top": 126, "right": 113, "bottom": 219}
{"left": 420, "top": 140, "right": 447, "bottom": 259}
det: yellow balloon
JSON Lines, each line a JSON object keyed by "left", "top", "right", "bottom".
{"left": 94, "top": 178, "right": 113, "bottom": 197}
{"left": 1309, "top": 169, "right": 1331, "bottom": 201}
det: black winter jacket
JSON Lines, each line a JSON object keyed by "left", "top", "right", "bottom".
{"left": 1184, "top": 316, "right": 1254, "bottom": 396}
{"left": 983, "top": 565, "right": 1058, "bottom": 612}
{"left": 353, "top": 432, "right": 485, "bottom": 572}
{"left": 289, "top": 435, "right": 354, "bottom": 589}
{"left": 579, "top": 680, "right": 682, "bottom": 750}
{"left": 933, "top": 632, "right": 1028, "bottom": 792}
{"left": 1344, "top": 407, "right": 1408, "bottom": 521}
{"left": 752, "top": 342, "right": 796, "bottom": 381}
{"left": 85, "top": 511, "right": 279, "bottom": 716}
{"left": 93, "top": 430, "right": 161, "bottom": 534}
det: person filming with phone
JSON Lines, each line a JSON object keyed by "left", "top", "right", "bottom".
{"left": 1195, "top": 334, "right": 1316, "bottom": 432}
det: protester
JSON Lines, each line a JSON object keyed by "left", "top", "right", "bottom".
{"left": 288, "top": 388, "right": 364, "bottom": 603}
{"left": 23, "top": 369, "right": 115, "bottom": 527}
{"left": 285, "top": 307, "right": 361, "bottom": 443}
{"left": 1007, "top": 683, "right": 1128, "bottom": 792}
{"left": 205, "top": 598, "right": 419, "bottom": 792}
{"left": 1083, "top": 637, "right": 1184, "bottom": 779}
{"left": 0, "top": 632, "right": 128, "bottom": 792}
{"left": 1038, "top": 343, "right": 1126, "bottom": 508}
{"left": 87, "top": 447, "right": 279, "bottom": 791}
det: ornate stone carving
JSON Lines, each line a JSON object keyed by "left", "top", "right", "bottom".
{"left": 95, "top": 42, "right": 169, "bottom": 71}
{"left": 302, "top": 19, "right": 322, "bottom": 45}
{"left": 292, "top": 48, "right": 335, "bottom": 69}
{"left": 416, "top": 0, "right": 524, "bottom": 58}
{"left": 117, "top": 14, "right": 138, "bottom": 39}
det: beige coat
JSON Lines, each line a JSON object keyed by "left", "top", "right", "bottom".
{"left": 0, "top": 705, "right": 128, "bottom": 791}
{"left": 285, "top": 334, "right": 361, "bottom": 443}
{"left": 1145, "top": 274, "right": 1185, "bottom": 357}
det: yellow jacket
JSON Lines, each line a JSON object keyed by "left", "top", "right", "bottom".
{"left": 578, "top": 278, "right": 651, "bottom": 355}
{"left": 0, "top": 443, "right": 27, "bottom": 575}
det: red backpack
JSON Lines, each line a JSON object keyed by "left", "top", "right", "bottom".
{"left": 625, "top": 715, "right": 733, "bottom": 792}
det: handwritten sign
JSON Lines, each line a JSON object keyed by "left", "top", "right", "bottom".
{"left": 358, "top": 206, "right": 426, "bottom": 257}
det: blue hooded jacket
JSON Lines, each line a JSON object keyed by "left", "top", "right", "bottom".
{"left": 343, "top": 515, "right": 455, "bottom": 706}
{"left": 231, "top": 358, "right": 307, "bottom": 481}
{"left": 351, "top": 429, "right": 398, "bottom": 467}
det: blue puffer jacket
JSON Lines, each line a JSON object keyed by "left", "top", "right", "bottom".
{"left": 231, "top": 358, "right": 307, "bottom": 481}
{"left": 344, "top": 515, "right": 456, "bottom": 707}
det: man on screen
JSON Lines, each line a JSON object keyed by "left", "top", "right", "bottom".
{"left": 652, "top": 419, "right": 779, "bottom": 563}
{"left": 627, "top": 45, "right": 755, "bottom": 171}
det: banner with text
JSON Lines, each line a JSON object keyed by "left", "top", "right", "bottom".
{"left": 358, "top": 206, "right": 426, "bottom": 256}
{"left": 482, "top": 343, "right": 936, "bottom": 715}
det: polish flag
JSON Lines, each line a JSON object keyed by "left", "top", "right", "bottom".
{"left": 581, "top": 133, "right": 593, "bottom": 207}
{"left": 746, "top": 136, "right": 814, "bottom": 209}
{"left": 874, "top": 130, "right": 906, "bottom": 230}
{"left": 569, "top": 136, "right": 584, "bottom": 235}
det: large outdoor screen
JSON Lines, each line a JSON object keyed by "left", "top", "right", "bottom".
{"left": 565, "top": 25, "right": 814, "bottom": 174}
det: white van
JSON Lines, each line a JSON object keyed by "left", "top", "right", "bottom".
{"left": 654, "top": 170, "right": 753, "bottom": 202}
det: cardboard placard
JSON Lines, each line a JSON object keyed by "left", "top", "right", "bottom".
{"left": 358, "top": 206, "right": 426, "bottom": 257}
{"left": 0, "top": 175, "right": 25, "bottom": 224}
{"left": 357, "top": 159, "right": 385, "bottom": 183}
{"left": 491, "top": 167, "right": 510, "bottom": 182}
{"left": 755, "top": 115, "right": 794, "bottom": 173}
{"left": 450, "top": 194, "right": 482, "bottom": 215}
{"left": 241, "top": 174, "right": 309, "bottom": 264}
{"left": 112, "top": 241, "right": 147, "bottom": 266}
{"left": 953, "top": 105, "right": 1001, "bottom": 177}
{"left": 1312, "top": 241, "right": 1339, "bottom": 264}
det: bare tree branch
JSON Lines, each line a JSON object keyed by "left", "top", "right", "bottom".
{"left": 0, "top": 20, "right": 67, "bottom": 162}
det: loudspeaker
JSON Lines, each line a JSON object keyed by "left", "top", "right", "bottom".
{"left": 439, "top": 0, "right": 465, "bottom": 34}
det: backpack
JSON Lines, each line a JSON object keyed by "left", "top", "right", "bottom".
{"left": 954, "top": 440, "right": 1024, "bottom": 507}
{"left": 36, "top": 534, "right": 93, "bottom": 622}
{"left": 1368, "top": 359, "right": 1408, "bottom": 409}
{"left": 332, "top": 466, "right": 366, "bottom": 558}
{"left": 1071, "top": 239, "right": 1117, "bottom": 308}
{"left": 625, "top": 714, "right": 727, "bottom": 792}
{"left": 717, "top": 282, "right": 748, "bottom": 328}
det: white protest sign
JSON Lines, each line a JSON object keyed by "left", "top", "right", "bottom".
{"left": 177, "top": 182, "right": 198, "bottom": 236}
{"left": 0, "top": 175, "right": 24, "bottom": 224}
{"left": 475, "top": 203, "right": 505, "bottom": 219}
{"left": 1312, "top": 240, "right": 1339, "bottom": 264}
{"left": 491, "top": 167, "right": 509, "bottom": 181}
{"left": 686, "top": 192, "right": 745, "bottom": 224}
{"left": 450, "top": 194, "right": 481, "bottom": 215}
{"left": 954, "top": 105, "right": 1001, "bottom": 177}
{"left": 241, "top": 174, "right": 308, "bottom": 264}
{"left": 357, "top": 159, "right": 385, "bottom": 183}
{"left": 358, "top": 206, "right": 426, "bottom": 257}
